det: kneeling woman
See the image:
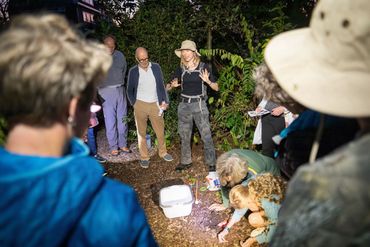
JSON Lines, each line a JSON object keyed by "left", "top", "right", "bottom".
{"left": 219, "top": 173, "right": 287, "bottom": 246}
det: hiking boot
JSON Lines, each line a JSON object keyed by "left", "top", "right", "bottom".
{"left": 175, "top": 163, "right": 192, "bottom": 172}
{"left": 140, "top": 160, "right": 150, "bottom": 169}
{"left": 94, "top": 154, "right": 107, "bottom": 164}
{"left": 162, "top": 153, "right": 174, "bottom": 162}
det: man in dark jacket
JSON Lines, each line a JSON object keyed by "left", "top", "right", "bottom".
{"left": 127, "top": 47, "right": 173, "bottom": 168}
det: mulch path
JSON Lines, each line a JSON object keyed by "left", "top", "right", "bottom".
{"left": 97, "top": 129, "right": 258, "bottom": 247}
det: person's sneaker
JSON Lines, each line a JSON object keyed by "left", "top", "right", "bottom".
{"left": 94, "top": 154, "right": 107, "bottom": 163}
{"left": 139, "top": 160, "right": 150, "bottom": 169}
{"left": 175, "top": 163, "right": 192, "bottom": 172}
{"left": 162, "top": 153, "right": 174, "bottom": 162}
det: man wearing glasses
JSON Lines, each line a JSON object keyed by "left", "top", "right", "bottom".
{"left": 127, "top": 47, "right": 173, "bottom": 168}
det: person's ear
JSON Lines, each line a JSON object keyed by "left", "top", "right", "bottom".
{"left": 68, "top": 97, "right": 79, "bottom": 120}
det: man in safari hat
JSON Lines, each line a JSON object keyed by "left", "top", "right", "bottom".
{"left": 260, "top": 0, "right": 370, "bottom": 246}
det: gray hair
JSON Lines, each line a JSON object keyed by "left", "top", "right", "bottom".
{"left": 0, "top": 14, "right": 111, "bottom": 127}
{"left": 253, "top": 63, "right": 305, "bottom": 114}
{"left": 216, "top": 152, "right": 249, "bottom": 187}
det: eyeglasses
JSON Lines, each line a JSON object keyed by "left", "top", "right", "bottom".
{"left": 137, "top": 57, "right": 149, "bottom": 63}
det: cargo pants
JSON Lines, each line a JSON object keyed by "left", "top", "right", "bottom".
{"left": 178, "top": 100, "right": 216, "bottom": 170}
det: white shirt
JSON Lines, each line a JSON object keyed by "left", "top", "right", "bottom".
{"left": 136, "top": 63, "right": 158, "bottom": 103}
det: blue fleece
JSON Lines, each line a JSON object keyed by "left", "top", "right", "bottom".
{"left": 0, "top": 138, "right": 157, "bottom": 247}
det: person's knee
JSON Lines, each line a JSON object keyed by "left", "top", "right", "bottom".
{"left": 248, "top": 212, "right": 265, "bottom": 228}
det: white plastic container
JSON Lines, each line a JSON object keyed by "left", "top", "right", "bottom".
{"left": 159, "top": 185, "right": 194, "bottom": 218}
{"left": 206, "top": 171, "right": 221, "bottom": 191}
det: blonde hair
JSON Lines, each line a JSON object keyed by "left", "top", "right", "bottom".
{"left": 230, "top": 173, "right": 287, "bottom": 209}
{"left": 216, "top": 153, "right": 249, "bottom": 187}
{"left": 253, "top": 63, "right": 305, "bottom": 114}
{"left": 229, "top": 184, "right": 249, "bottom": 209}
{"left": 0, "top": 14, "right": 111, "bottom": 128}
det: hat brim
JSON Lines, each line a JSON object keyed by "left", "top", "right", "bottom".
{"left": 265, "top": 28, "right": 370, "bottom": 117}
{"left": 175, "top": 49, "right": 201, "bottom": 58}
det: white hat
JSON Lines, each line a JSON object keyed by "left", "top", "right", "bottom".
{"left": 264, "top": 0, "right": 370, "bottom": 117}
{"left": 175, "top": 40, "right": 201, "bottom": 58}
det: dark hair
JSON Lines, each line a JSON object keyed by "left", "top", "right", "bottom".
{"left": 103, "top": 34, "right": 117, "bottom": 45}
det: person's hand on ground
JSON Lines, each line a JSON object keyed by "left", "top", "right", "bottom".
{"left": 217, "top": 229, "right": 229, "bottom": 243}
{"left": 208, "top": 203, "right": 227, "bottom": 211}
{"left": 240, "top": 237, "right": 257, "bottom": 247}
{"left": 217, "top": 220, "right": 228, "bottom": 228}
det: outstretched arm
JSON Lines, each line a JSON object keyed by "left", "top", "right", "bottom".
{"left": 200, "top": 68, "right": 219, "bottom": 91}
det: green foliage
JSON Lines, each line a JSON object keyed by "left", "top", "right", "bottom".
{"left": 201, "top": 38, "right": 263, "bottom": 150}
{"left": 201, "top": 10, "right": 291, "bottom": 150}
{"left": 94, "top": 0, "right": 305, "bottom": 149}
{"left": 0, "top": 117, "right": 7, "bottom": 146}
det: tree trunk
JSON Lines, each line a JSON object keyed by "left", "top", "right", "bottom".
{"left": 207, "top": 27, "right": 212, "bottom": 70}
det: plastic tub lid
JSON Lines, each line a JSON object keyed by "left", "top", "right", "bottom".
{"left": 159, "top": 185, "right": 194, "bottom": 208}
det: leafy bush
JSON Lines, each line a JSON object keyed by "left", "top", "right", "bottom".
{"left": 201, "top": 21, "right": 265, "bottom": 150}
{"left": 202, "top": 11, "right": 292, "bottom": 151}
{"left": 0, "top": 117, "right": 7, "bottom": 146}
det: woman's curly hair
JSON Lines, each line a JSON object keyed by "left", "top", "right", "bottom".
{"left": 248, "top": 173, "right": 287, "bottom": 204}
{"left": 230, "top": 173, "right": 287, "bottom": 209}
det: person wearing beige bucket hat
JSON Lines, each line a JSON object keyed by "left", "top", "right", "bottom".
{"left": 258, "top": 0, "right": 370, "bottom": 246}
{"left": 167, "top": 40, "right": 219, "bottom": 174}
{"left": 174, "top": 40, "right": 202, "bottom": 57}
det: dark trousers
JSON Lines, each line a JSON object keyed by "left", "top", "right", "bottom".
{"left": 87, "top": 127, "right": 97, "bottom": 156}
{"left": 261, "top": 114, "right": 285, "bottom": 158}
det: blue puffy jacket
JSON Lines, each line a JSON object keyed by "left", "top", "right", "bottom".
{"left": 0, "top": 138, "right": 157, "bottom": 247}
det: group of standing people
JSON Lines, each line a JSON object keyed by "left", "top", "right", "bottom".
{"left": 96, "top": 37, "right": 219, "bottom": 173}
{"left": 1, "top": 0, "right": 370, "bottom": 245}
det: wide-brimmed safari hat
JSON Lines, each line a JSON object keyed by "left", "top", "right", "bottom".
{"left": 264, "top": 0, "right": 370, "bottom": 117}
{"left": 175, "top": 40, "right": 201, "bottom": 58}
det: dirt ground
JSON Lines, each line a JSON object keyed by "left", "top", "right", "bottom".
{"left": 97, "top": 129, "right": 257, "bottom": 247}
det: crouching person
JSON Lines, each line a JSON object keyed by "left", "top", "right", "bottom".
{"left": 209, "top": 149, "right": 280, "bottom": 212}
{"left": 218, "top": 174, "right": 286, "bottom": 246}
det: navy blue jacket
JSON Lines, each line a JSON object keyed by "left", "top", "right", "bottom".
{"left": 127, "top": 63, "right": 169, "bottom": 106}
{"left": 0, "top": 138, "right": 157, "bottom": 247}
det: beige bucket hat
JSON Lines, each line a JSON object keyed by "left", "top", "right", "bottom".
{"left": 264, "top": 0, "right": 370, "bottom": 117}
{"left": 175, "top": 40, "right": 201, "bottom": 58}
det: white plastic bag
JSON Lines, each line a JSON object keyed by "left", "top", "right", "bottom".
{"left": 253, "top": 119, "right": 262, "bottom": 144}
